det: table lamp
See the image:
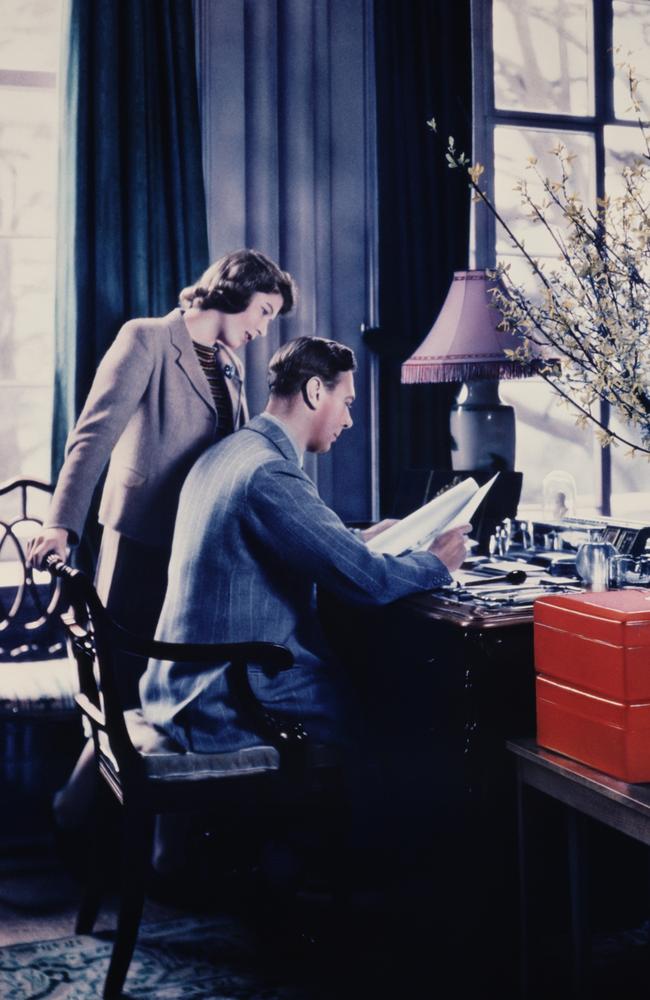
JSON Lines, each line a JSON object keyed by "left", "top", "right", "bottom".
{"left": 401, "top": 269, "right": 542, "bottom": 471}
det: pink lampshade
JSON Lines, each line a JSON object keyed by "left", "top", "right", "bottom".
{"left": 401, "top": 269, "right": 542, "bottom": 384}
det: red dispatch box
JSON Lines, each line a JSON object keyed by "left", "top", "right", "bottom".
{"left": 534, "top": 589, "right": 650, "bottom": 782}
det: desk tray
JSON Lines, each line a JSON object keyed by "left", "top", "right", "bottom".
{"left": 536, "top": 674, "right": 650, "bottom": 783}
{"left": 534, "top": 589, "right": 650, "bottom": 700}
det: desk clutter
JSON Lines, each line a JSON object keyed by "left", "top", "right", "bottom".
{"left": 423, "top": 506, "right": 650, "bottom": 783}
{"left": 425, "top": 509, "right": 650, "bottom": 625}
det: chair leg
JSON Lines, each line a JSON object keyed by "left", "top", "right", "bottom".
{"left": 76, "top": 781, "right": 116, "bottom": 934}
{"left": 103, "top": 809, "right": 154, "bottom": 1000}
{"left": 76, "top": 877, "right": 105, "bottom": 936}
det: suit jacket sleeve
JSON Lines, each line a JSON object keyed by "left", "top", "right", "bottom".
{"left": 46, "top": 321, "right": 155, "bottom": 542}
{"left": 247, "top": 462, "right": 452, "bottom": 604}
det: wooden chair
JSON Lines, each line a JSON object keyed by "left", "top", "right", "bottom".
{"left": 0, "top": 478, "right": 81, "bottom": 842}
{"left": 47, "top": 556, "right": 346, "bottom": 999}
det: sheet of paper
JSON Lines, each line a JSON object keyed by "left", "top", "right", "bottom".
{"left": 440, "top": 474, "right": 499, "bottom": 532}
{"left": 367, "top": 474, "right": 498, "bottom": 557}
{"left": 411, "top": 474, "right": 499, "bottom": 551}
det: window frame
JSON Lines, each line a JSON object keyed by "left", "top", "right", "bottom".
{"left": 0, "top": 18, "right": 60, "bottom": 481}
{"left": 469, "top": 0, "right": 644, "bottom": 516}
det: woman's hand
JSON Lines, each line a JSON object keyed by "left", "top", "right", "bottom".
{"left": 26, "top": 527, "right": 69, "bottom": 570}
{"left": 428, "top": 524, "right": 471, "bottom": 573}
{"left": 359, "top": 518, "right": 399, "bottom": 543}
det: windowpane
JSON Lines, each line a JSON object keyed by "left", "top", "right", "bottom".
{"left": 0, "top": 385, "right": 52, "bottom": 481}
{"left": 0, "top": 0, "right": 61, "bottom": 73}
{"left": 613, "top": 0, "right": 650, "bottom": 120}
{"left": 604, "top": 122, "right": 650, "bottom": 510}
{"left": 609, "top": 410, "right": 650, "bottom": 516}
{"left": 478, "top": 0, "right": 650, "bottom": 516}
{"left": 495, "top": 252, "right": 563, "bottom": 298}
{"left": 493, "top": 0, "right": 593, "bottom": 115}
{"left": 500, "top": 378, "right": 598, "bottom": 512}
{"left": 0, "top": 237, "right": 55, "bottom": 383}
{"left": 0, "top": 1, "right": 60, "bottom": 480}
{"left": 605, "top": 122, "right": 649, "bottom": 199}
{"left": 494, "top": 126, "right": 595, "bottom": 257}
{"left": 0, "top": 86, "right": 58, "bottom": 238}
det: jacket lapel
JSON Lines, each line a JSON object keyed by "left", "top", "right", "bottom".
{"left": 168, "top": 310, "right": 216, "bottom": 415}
{"left": 168, "top": 309, "right": 248, "bottom": 427}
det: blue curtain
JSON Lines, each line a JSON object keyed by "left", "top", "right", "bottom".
{"left": 52, "top": 0, "right": 209, "bottom": 476}
{"left": 373, "top": 0, "right": 472, "bottom": 513}
{"left": 192, "top": 0, "right": 377, "bottom": 522}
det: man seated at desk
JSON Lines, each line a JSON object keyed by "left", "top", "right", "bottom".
{"left": 140, "top": 336, "right": 469, "bottom": 752}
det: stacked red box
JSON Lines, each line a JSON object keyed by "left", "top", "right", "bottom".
{"left": 534, "top": 589, "right": 650, "bottom": 781}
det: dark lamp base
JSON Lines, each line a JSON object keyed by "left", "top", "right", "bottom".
{"left": 450, "top": 379, "right": 515, "bottom": 472}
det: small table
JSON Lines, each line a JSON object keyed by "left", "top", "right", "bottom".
{"left": 507, "top": 738, "right": 650, "bottom": 997}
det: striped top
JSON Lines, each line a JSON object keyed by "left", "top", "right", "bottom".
{"left": 192, "top": 341, "right": 234, "bottom": 436}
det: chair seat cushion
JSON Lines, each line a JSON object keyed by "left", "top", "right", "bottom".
{"left": 0, "top": 657, "right": 78, "bottom": 716}
{"left": 98, "top": 709, "right": 339, "bottom": 781}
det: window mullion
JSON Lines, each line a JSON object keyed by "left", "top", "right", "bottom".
{"left": 471, "top": 0, "right": 497, "bottom": 269}
{"left": 593, "top": 0, "right": 614, "bottom": 514}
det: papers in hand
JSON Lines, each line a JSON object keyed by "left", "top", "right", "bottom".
{"left": 366, "top": 474, "right": 499, "bottom": 557}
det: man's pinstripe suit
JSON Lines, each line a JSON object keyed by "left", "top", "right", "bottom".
{"left": 140, "top": 414, "right": 452, "bottom": 752}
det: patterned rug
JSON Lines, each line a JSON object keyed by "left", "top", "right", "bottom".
{"left": 0, "top": 914, "right": 331, "bottom": 1000}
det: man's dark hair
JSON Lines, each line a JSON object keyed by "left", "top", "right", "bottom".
{"left": 268, "top": 337, "right": 356, "bottom": 397}
{"left": 179, "top": 249, "right": 297, "bottom": 315}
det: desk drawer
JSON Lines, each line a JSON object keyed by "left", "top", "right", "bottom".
{"left": 536, "top": 674, "right": 650, "bottom": 782}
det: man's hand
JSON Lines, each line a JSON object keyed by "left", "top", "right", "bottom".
{"left": 26, "top": 527, "right": 69, "bottom": 570}
{"left": 428, "top": 524, "right": 471, "bottom": 573}
{"left": 359, "top": 518, "right": 399, "bottom": 543}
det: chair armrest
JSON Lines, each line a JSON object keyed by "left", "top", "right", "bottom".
{"left": 116, "top": 630, "right": 294, "bottom": 676}
{"left": 48, "top": 554, "right": 303, "bottom": 759}
{"left": 48, "top": 555, "right": 293, "bottom": 675}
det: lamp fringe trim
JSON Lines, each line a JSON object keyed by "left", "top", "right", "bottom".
{"left": 401, "top": 360, "right": 544, "bottom": 384}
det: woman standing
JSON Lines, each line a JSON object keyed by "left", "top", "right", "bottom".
{"left": 28, "top": 248, "right": 296, "bottom": 828}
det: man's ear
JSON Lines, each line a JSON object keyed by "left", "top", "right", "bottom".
{"left": 302, "top": 376, "right": 322, "bottom": 411}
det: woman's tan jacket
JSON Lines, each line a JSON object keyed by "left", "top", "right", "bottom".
{"left": 46, "top": 309, "right": 247, "bottom": 548}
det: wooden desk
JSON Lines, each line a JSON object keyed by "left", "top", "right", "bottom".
{"left": 507, "top": 738, "right": 650, "bottom": 997}
{"left": 319, "top": 591, "right": 537, "bottom": 992}
{"left": 320, "top": 589, "right": 536, "bottom": 801}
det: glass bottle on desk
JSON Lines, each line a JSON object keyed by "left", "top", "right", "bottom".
{"left": 542, "top": 470, "right": 577, "bottom": 522}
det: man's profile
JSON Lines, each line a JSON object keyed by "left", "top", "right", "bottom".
{"left": 140, "top": 336, "right": 469, "bottom": 752}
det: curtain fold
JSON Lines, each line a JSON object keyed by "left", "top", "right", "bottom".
{"left": 373, "top": 0, "right": 472, "bottom": 513}
{"left": 52, "top": 0, "right": 209, "bottom": 477}
{"left": 193, "top": 0, "right": 375, "bottom": 521}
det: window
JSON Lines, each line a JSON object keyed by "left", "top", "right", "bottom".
{"left": 472, "top": 0, "right": 650, "bottom": 517}
{"left": 0, "top": 0, "right": 62, "bottom": 482}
